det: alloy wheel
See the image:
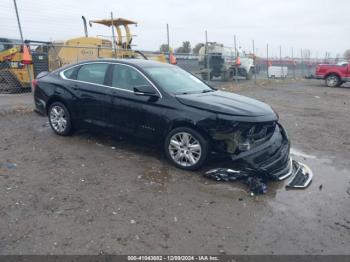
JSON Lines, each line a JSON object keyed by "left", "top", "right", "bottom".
{"left": 168, "top": 132, "right": 202, "bottom": 167}
{"left": 50, "top": 105, "right": 67, "bottom": 133}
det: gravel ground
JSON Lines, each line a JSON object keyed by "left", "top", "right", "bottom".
{"left": 0, "top": 80, "right": 349, "bottom": 255}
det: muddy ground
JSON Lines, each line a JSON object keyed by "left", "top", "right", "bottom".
{"left": 0, "top": 80, "right": 349, "bottom": 254}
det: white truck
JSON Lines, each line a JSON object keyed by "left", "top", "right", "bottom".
{"left": 198, "top": 43, "right": 254, "bottom": 81}
{"left": 268, "top": 66, "right": 288, "bottom": 78}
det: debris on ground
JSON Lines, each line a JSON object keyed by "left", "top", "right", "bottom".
{"left": 245, "top": 176, "right": 267, "bottom": 196}
{"left": 204, "top": 168, "right": 267, "bottom": 195}
{"left": 204, "top": 160, "right": 313, "bottom": 195}
{"left": 286, "top": 160, "right": 313, "bottom": 189}
{"left": 3, "top": 162, "right": 17, "bottom": 169}
{"left": 204, "top": 168, "right": 247, "bottom": 181}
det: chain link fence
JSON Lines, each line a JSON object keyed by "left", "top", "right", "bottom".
{"left": 0, "top": 39, "right": 348, "bottom": 95}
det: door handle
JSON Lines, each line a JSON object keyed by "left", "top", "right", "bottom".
{"left": 72, "top": 84, "right": 79, "bottom": 90}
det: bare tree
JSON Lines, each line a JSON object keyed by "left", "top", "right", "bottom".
{"left": 159, "top": 44, "right": 169, "bottom": 53}
{"left": 192, "top": 43, "right": 204, "bottom": 55}
{"left": 344, "top": 49, "right": 350, "bottom": 60}
{"left": 176, "top": 41, "right": 191, "bottom": 54}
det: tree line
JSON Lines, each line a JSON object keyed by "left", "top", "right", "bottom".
{"left": 159, "top": 42, "right": 204, "bottom": 55}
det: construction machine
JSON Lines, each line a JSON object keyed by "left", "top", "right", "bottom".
{"left": 198, "top": 43, "right": 254, "bottom": 81}
{"left": 0, "top": 38, "right": 49, "bottom": 92}
{"left": 0, "top": 16, "right": 168, "bottom": 93}
{"left": 47, "top": 17, "right": 166, "bottom": 69}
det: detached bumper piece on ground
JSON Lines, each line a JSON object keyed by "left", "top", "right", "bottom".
{"left": 286, "top": 160, "right": 313, "bottom": 189}
{"left": 204, "top": 122, "right": 313, "bottom": 194}
{"left": 204, "top": 158, "right": 313, "bottom": 195}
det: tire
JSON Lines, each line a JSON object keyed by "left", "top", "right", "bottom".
{"left": 246, "top": 68, "right": 254, "bottom": 80}
{"left": 325, "top": 74, "right": 340, "bottom": 87}
{"left": 164, "top": 127, "right": 209, "bottom": 170}
{"left": 48, "top": 102, "right": 73, "bottom": 136}
{"left": 336, "top": 81, "right": 344, "bottom": 87}
{"left": 221, "top": 71, "right": 229, "bottom": 81}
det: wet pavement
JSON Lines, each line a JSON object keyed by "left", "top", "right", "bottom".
{"left": 0, "top": 80, "right": 349, "bottom": 254}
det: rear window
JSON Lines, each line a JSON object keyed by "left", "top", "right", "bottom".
{"left": 63, "top": 67, "right": 76, "bottom": 79}
{"left": 76, "top": 63, "right": 109, "bottom": 85}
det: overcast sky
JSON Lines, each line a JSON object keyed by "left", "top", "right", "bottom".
{"left": 1, "top": 0, "right": 349, "bottom": 58}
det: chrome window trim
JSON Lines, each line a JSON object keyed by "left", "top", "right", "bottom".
{"left": 59, "top": 61, "right": 163, "bottom": 98}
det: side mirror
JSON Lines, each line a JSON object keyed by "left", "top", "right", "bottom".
{"left": 133, "top": 85, "right": 159, "bottom": 98}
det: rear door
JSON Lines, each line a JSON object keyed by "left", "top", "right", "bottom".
{"left": 72, "top": 62, "right": 113, "bottom": 128}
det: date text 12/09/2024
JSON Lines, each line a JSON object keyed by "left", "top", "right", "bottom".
{"left": 127, "top": 256, "right": 220, "bottom": 261}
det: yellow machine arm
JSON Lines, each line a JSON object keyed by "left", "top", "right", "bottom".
{"left": 89, "top": 18, "right": 137, "bottom": 49}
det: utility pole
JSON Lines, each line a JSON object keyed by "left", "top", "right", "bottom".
{"left": 301, "top": 48, "right": 304, "bottom": 77}
{"left": 292, "top": 47, "right": 295, "bottom": 79}
{"left": 110, "top": 12, "right": 117, "bottom": 56}
{"left": 166, "top": 24, "right": 170, "bottom": 63}
{"left": 205, "top": 30, "right": 210, "bottom": 82}
{"left": 252, "top": 40, "right": 256, "bottom": 84}
{"left": 13, "top": 0, "right": 32, "bottom": 92}
{"left": 280, "top": 46, "right": 284, "bottom": 80}
{"left": 266, "top": 43, "right": 269, "bottom": 79}
{"left": 234, "top": 35, "right": 238, "bottom": 86}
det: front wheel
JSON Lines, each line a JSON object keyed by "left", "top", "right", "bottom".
{"left": 325, "top": 74, "right": 340, "bottom": 87}
{"left": 246, "top": 68, "right": 254, "bottom": 80}
{"left": 48, "top": 102, "right": 73, "bottom": 136}
{"left": 164, "top": 127, "right": 209, "bottom": 170}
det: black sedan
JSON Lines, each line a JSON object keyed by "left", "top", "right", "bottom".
{"left": 34, "top": 59, "right": 291, "bottom": 179}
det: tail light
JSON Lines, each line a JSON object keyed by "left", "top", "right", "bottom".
{"left": 31, "top": 79, "right": 38, "bottom": 90}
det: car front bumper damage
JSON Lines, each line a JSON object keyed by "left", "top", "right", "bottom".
{"left": 210, "top": 123, "right": 313, "bottom": 188}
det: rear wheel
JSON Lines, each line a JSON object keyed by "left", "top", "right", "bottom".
{"left": 48, "top": 102, "right": 73, "bottom": 136}
{"left": 246, "top": 68, "right": 254, "bottom": 80}
{"left": 164, "top": 127, "right": 209, "bottom": 170}
{"left": 325, "top": 74, "right": 340, "bottom": 87}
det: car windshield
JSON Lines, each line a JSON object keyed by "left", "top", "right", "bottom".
{"left": 144, "top": 66, "right": 213, "bottom": 95}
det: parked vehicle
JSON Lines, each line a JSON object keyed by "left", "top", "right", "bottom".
{"left": 34, "top": 59, "right": 294, "bottom": 180}
{"left": 198, "top": 43, "right": 254, "bottom": 81}
{"left": 315, "top": 61, "right": 350, "bottom": 87}
{"left": 268, "top": 66, "right": 288, "bottom": 79}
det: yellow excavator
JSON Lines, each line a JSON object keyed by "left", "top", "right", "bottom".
{"left": 0, "top": 17, "right": 167, "bottom": 93}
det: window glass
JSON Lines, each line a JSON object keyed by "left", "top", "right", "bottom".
{"left": 76, "top": 63, "right": 109, "bottom": 85}
{"left": 63, "top": 67, "right": 76, "bottom": 79}
{"left": 111, "top": 64, "right": 149, "bottom": 91}
{"left": 144, "top": 66, "right": 212, "bottom": 94}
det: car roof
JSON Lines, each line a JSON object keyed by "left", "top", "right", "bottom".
{"left": 74, "top": 58, "right": 172, "bottom": 68}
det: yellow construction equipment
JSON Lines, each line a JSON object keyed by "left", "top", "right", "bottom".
{"left": 0, "top": 39, "right": 33, "bottom": 92}
{"left": 0, "top": 17, "right": 167, "bottom": 93}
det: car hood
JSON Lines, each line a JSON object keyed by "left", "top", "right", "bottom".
{"left": 176, "top": 90, "right": 277, "bottom": 120}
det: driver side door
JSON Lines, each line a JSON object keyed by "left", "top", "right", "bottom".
{"left": 109, "top": 63, "right": 166, "bottom": 140}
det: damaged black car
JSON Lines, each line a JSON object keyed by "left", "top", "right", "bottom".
{"left": 34, "top": 59, "right": 300, "bottom": 182}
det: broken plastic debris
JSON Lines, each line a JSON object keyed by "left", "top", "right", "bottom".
{"left": 286, "top": 160, "right": 313, "bottom": 189}
{"left": 130, "top": 219, "right": 136, "bottom": 224}
{"left": 245, "top": 176, "right": 267, "bottom": 195}
{"left": 204, "top": 168, "right": 247, "bottom": 181}
{"left": 4, "top": 163, "right": 17, "bottom": 169}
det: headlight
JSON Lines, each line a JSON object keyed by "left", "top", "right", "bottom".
{"left": 238, "top": 140, "right": 251, "bottom": 151}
